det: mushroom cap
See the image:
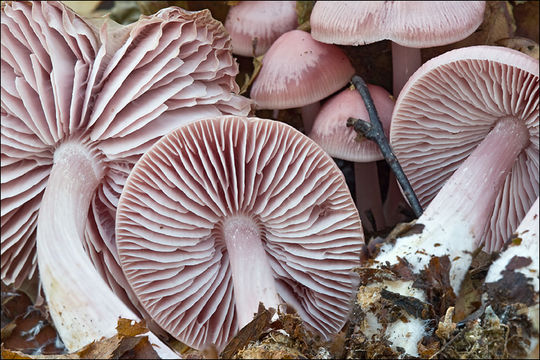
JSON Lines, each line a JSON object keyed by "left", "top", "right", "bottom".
{"left": 310, "top": 1, "right": 486, "bottom": 48}
{"left": 390, "top": 45, "right": 539, "bottom": 252}
{"left": 224, "top": 1, "right": 298, "bottom": 57}
{"left": 1, "top": 1, "right": 251, "bottom": 292}
{"left": 309, "top": 84, "right": 395, "bottom": 162}
{"left": 250, "top": 30, "right": 355, "bottom": 110}
{"left": 116, "top": 115, "right": 364, "bottom": 350}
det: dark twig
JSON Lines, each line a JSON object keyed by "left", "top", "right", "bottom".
{"left": 347, "top": 75, "right": 423, "bottom": 218}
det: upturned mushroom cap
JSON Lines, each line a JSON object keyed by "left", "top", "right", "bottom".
{"left": 310, "top": 1, "right": 486, "bottom": 47}
{"left": 309, "top": 85, "right": 394, "bottom": 162}
{"left": 80, "top": 4, "right": 253, "bottom": 315}
{"left": 1, "top": 0, "right": 251, "bottom": 288}
{"left": 250, "top": 30, "right": 355, "bottom": 110}
{"left": 116, "top": 115, "right": 364, "bottom": 350}
{"left": 224, "top": 1, "right": 298, "bottom": 57}
{"left": 390, "top": 45, "right": 539, "bottom": 252}
{"left": 1, "top": 2, "right": 251, "bottom": 350}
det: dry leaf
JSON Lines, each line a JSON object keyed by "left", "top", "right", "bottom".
{"left": 220, "top": 303, "right": 274, "bottom": 359}
{"left": 513, "top": 0, "right": 539, "bottom": 42}
{"left": 496, "top": 37, "right": 539, "bottom": 59}
{"left": 116, "top": 319, "right": 148, "bottom": 337}
{"left": 61, "top": 1, "right": 102, "bottom": 16}
{"left": 1, "top": 318, "right": 160, "bottom": 359}
{"left": 296, "top": 1, "right": 315, "bottom": 31}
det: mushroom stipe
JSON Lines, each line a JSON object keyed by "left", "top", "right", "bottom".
{"left": 346, "top": 75, "right": 423, "bottom": 218}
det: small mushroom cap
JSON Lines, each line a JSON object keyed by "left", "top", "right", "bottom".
{"left": 390, "top": 45, "right": 539, "bottom": 252}
{"left": 250, "top": 30, "right": 355, "bottom": 110}
{"left": 224, "top": 1, "right": 298, "bottom": 57}
{"left": 310, "top": 1, "right": 486, "bottom": 48}
{"left": 309, "top": 84, "right": 395, "bottom": 162}
{"left": 116, "top": 115, "right": 364, "bottom": 351}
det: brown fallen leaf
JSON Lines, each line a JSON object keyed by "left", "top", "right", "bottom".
{"left": 61, "top": 1, "right": 102, "bottom": 16}
{"left": 1, "top": 318, "right": 160, "bottom": 359}
{"left": 513, "top": 0, "right": 539, "bottom": 42}
{"left": 496, "top": 37, "right": 539, "bottom": 59}
{"left": 220, "top": 303, "right": 275, "bottom": 359}
{"left": 1, "top": 285, "right": 65, "bottom": 356}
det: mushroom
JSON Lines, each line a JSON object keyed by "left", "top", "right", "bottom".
{"left": 390, "top": 45, "right": 539, "bottom": 252}
{"left": 250, "top": 29, "right": 355, "bottom": 133}
{"left": 356, "top": 93, "right": 535, "bottom": 357}
{"left": 309, "top": 85, "right": 395, "bottom": 234}
{"left": 310, "top": 1, "right": 486, "bottom": 95}
{"left": 310, "top": 1, "right": 486, "bottom": 226}
{"left": 1, "top": 1, "right": 250, "bottom": 354}
{"left": 352, "top": 45, "right": 538, "bottom": 357}
{"left": 484, "top": 197, "right": 539, "bottom": 357}
{"left": 224, "top": 1, "right": 298, "bottom": 57}
{"left": 115, "top": 115, "right": 364, "bottom": 351}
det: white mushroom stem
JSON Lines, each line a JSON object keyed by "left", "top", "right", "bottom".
{"left": 354, "top": 162, "right": 385, "bottom": 233}
{"left": 36, "top": 142, "right": 178, "bottom": 358}
{"left": 222, "top": 215, "right": 281, "bottom": 328}
{"left": 371, "top": 117, "right": 530, "bottom": 356}
{"left": 391, "top": 43, "right": 422, "bottom": 97}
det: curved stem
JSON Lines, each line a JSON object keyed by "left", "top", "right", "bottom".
{"left": 36, "top": 143, "right": 178, "bottom": 358}
{"left": 223, "top": 215, "right": 281, "bottom": 328}
{"left": 391, "top": 43, "right": 421, "bottom": 97}
{"left": 380, "top": 117, "right": 530, "bottom": 294}
{"left": 349, "top": 75, "right": 423, "bottom": 218}
{"left": 366, "top": 118, "right": 529, "bottom": 357}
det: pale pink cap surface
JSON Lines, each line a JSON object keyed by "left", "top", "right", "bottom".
{"left": 250, "top": 30, "right": 355, "bottom": 109}
{"left": 311, "top": 1, "right": 485, "bottom": 48}
{"left": 309, "top": 85, "right": 394, "bottom": 162}
{"left": 225, "top": 1, "right": 298, "bottom": 57}
{"left": 390, "top": 45, "right": 539, "bottom": 252}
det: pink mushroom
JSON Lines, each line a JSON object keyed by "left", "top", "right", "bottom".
{"left": 224, "top": 1, "right": 298, "bottom": 57}
{"left": 1, "top": 2, "right": 250, "bottom": 354}
{"left": 309, "top": 85, "right": 395, "bottom": 234}
{"left": 391, "top": 45, "right": 539, "bottom": 252}
{"left": 310, "top": 1, "right": 486, "bottom": 227}
{"left": 250, "top": 29, "right": 355, "bottom": 133}
{"left": 310, "top": 1, "right": 486, "bottom": 95}
{"left": 353, "top": 45, "right": 538, "bottom": 357}
{"left": 115, "top": 115, "right": 365, "bottom": 351}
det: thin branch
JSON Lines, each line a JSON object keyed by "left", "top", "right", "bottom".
{"left": 347, "top": 75, "right": 423, "bottom": 218}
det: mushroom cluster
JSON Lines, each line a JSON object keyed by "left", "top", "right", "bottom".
{"left": 2, "top": 1, "right": 539, "bottom": 359}
{"left": 1, "top": 0, "right": 250, "bottom": 354}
